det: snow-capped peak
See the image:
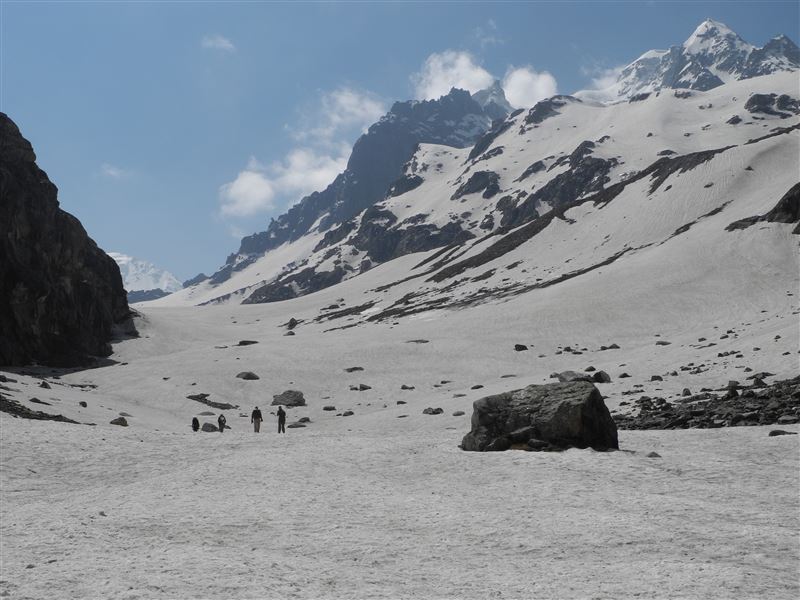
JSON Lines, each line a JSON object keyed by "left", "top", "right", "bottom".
{"left": 109, "top": 252, "right": 182, "bottom": 293}
{"left": 577, "top": 19, "right": 798, "bottom": 102}
{"left": 683, "top": 18, "right": 751, "bottom": 55}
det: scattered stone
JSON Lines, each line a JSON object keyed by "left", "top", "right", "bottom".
{"left": 272, "top": 390, "right": 306, "bottom": 407}
{"left": 471, "top": 384, "right": 484, "bottom": 390}
{"left": 396, "top": 400, "right": 407, "bottom": 405}
{"left": 187, "top": 394, "right": 238, "bottom": 410}
{"left": 406, "top": 339, "right": 429, "bottom": 344}
{"left": 461, "top": 381, "right": 618, "bottom": 452}
{"left": 646, "top": 452, "right": 661, "bottom": 458}
{"left": 236, "top": 340, "right": 259, "bottom": 346}
{"left": 297, "top": 417, "right": 310, "bottom": 423}
{"left": 423, "top": 407, "right": 444, "bottom": 415}
{"left": 79, "top": 401, "right": 87, "bottom": 408}
{"left": 550, "top": 370, "right": 594, "bottom": 383}
{"left": 514, "top": 344, "right": 528, "bottom": 351}
{"left": 619, "top": 373, "right": 631, "bottom": 378}
{"left": 344, "top": 367, "right": 364, "bottom": 372}
{"left": 452, "top": 411, "right": 466, "bottom": 416}
{"left": 236, "top": 371, "right": 260, "bottom": 380}
{"left": 592, "top": 371, "right": 611, "bottom": 384}
{"left": 201, "top": 422, "right": 218, "bottom": 432}
{"left": 38, "top": 381, "right": 51, "bottom": 389}
{"left": 28, "top": 397, "right": 51, "bottom": 405}
{"left": 110, "top": 417, "right": 128, "bottom": 427}
{"left": 400, "top": 384, "right": 415, "bottom": 390}
{"left": 287, "top": 318, "right": 299, "bottom": 330}
{"left": 323, "top": 405, "right": 336, "bottom": 411}
{"left": 650, "top": 375, "right": 663, "bottom": 382}
{"left": 769, "top": 430, "right": 797, "bottom": 436}
{"left": 585, "top": 366, "right": 596, "bottom": 372}
{"left": 284, "top": 331, "right": 296, "bottom": 336}
{"left": 655, "top": 341, "right": 671, "bottom": 346}
{"left": 682, "top": 388, "right": 691, "bottom": 397}
{"left": 342, "top": 410, "right": 354, "bottom": 417}
{"left": 357, "top": 384, "right": 372, "bottom": 391}
{"left": 287, "top": 422, "right": 306, "bottom": 428}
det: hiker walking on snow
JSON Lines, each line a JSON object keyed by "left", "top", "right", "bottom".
{"left": 191, "top": 417, "right": 200, "bottom": 432}
{"left": 218, "top": 413, "right": 226, "bottom": 433}
{"left": 251, "top": 406, "right": 263, "bottom": 433}
{"left": 277, "top": 406, "right": 286, "bottom": 434}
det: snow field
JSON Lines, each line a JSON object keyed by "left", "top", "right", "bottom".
{"left": 1, "top": 417, "right": 798, "bottom": 599}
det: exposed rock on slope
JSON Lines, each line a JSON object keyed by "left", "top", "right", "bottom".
{"left": 0, "top": 113, "right": 134, "bottom": 366}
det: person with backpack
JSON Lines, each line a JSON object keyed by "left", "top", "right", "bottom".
{"left": 277, "top": 406, "right": 286, "bottom": 434}
{"left": 218, "top": 413, "right": 227, "bottom": 433}
{"left": 251, "top": 406, "right": 263, "bottom": 432}
{"left": 191, "top": 417, "right": 200, "bottom": 432}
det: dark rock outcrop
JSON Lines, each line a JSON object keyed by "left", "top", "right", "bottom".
{"left": 725, "top": 182, "right": 800, "bottom": 232}
{"left": 0, "top": 113, "right": 134, "bottom": 366}
{"left": 272, "top": 390, "right": 306, "bottom": 407}
{"left": 615, "top": 375, "right": 800, "bottom": 429}
{"left": 461, "top": 381, "right": 618, "bottom": 451}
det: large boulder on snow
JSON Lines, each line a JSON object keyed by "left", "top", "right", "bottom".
{"left": 272, "top": 390, "right": 306, "bottom": 407}
{"left": 461, "top": 381, "right": 618, "bottom": 451}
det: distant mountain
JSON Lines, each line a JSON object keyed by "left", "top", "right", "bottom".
{"left": 109, "top": 252, "right": 182, "bottom": 303}
{"left": 207, "top": 86, "right": 510, "bottom": 287}
{"left": 167, "top": 19, "right": 799, "bottom": 309}
{"left": 581, "top": 19, "right": 799, "bottom": 101}
{"left": 0, "top": 113, "right": 134, "bottom": 366}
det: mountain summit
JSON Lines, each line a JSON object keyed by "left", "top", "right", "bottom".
{"left": 582, "top": 19, "right": 799, "bottom": 101}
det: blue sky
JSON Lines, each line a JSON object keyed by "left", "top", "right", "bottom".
{"left": 2, "top": 1, "right": 798, "bottom": 281}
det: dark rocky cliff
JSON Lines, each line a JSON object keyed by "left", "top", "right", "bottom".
{"left": 0, "top": 113, "right": 134, "bottom": 366}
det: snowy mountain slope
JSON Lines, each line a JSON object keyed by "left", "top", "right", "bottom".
{"left": 158, "top": 70, "right": 799, "bottom": 308}
{"left": 578, "top": 19, "right": 799, "bottom": 102}
{"left": 109, "top": 252, "right": 182, "bottom": 303}
{"left": 204, "top": 87, "right": 508, "bottom": 290}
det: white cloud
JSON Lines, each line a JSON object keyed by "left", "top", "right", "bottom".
{"left": 295, "top": 87, "right": 386, "bottom": 143}
{"left": 219, "top": 87, "right": 384, "bottom": 220}
{"left": 574, "top": 65, "right": 624, "bottom": 103}
{"left": 474, "top": 19, "right": 504, "bottom": 48}
{"left": 501, "top": 66, "right": 558, "bottom": 109}
{"left": 202, "top": 34, "right": 236, "bottom": 53}
{"left": 219, "top": 169, "right": 275, "bottom": 217}
{"left": 101, "top": 163, "right": 131, "bottom": 179}
{"left": 219, "top": 146, "right": 350, "bottom": 218}
{"left": 411, "top": 50, "right": 494, "bottom": 100}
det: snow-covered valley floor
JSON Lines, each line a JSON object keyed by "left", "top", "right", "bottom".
{"left": 2, "top": 215, "right": 798, "bottom": 598}
{"left": 2, "top": 418, "right": 798, "bottom": 600}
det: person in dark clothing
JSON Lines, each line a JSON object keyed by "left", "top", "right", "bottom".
{"left": 277, "top": 406, "right": 286, "bottom": 433}
{"left": 251, "top": 407, "right": 263, "bottom": 433}
{"left": 218, "top": 413, "right": 226, "bottom": 433}
{"left": 191, "top": 417, "right": 200, "bottom": 432}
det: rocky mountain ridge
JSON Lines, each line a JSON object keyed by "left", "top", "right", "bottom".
{"left": 203, "top": 87, "right": 510, "bottom": 288}
{"left": 588, "top": 19, "right": 800, "bottom": 101}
